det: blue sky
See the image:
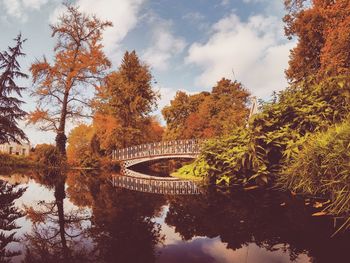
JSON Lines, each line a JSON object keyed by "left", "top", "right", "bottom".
{"left": 0, "top": 0, "right": 295, "bottom": 145}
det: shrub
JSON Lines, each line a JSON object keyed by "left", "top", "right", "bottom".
{"left": 31, "top": 144, "right": 62, "bottom": 168}
{"left": 279, "top": 120, "right": 350, "bottom": 232}
{"left": 0, "top": 153, "right": 32, "bottom": 168}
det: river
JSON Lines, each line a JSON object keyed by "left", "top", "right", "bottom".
{"left": 0, "top": 167, "right": 349, "bottom": 263}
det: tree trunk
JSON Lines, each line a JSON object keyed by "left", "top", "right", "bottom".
{"left": 56, "top": 90, "right": 69, "bottom": 155}
{"left": 54, "top": 180, "right": 69, "bottom": 261}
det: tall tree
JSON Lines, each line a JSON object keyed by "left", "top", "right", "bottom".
{"left": 0, "top": 34, "right": 28, "bottom": 144}
{"left": 28, "top": 4, "right": 111, "bottom": 155}
{"left": 94, "top": 51, "right": 159, "bottom": 149}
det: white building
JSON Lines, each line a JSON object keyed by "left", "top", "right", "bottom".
{"left": 0, "top": 141, "right": 31, "bottom": 156}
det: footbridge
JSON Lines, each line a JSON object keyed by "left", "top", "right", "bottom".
{"left": 112, "top": 139, "right": 202, "bottom": 169}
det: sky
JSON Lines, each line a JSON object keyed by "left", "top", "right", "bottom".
{"left": 0, "top": 0, "right": 296, "bottom": 145}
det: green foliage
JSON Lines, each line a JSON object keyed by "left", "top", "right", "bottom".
{"left": 279, "top": 120, "right": 350, "bottom": 232}
{"left": 181, "top": 76, "right": 350, "bottom": 187}
{"left": 180, "top": 129, "right": 268, "bottom": 187}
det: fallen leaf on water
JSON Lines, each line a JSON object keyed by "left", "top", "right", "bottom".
{"left": 312, "top": 211, "right": 327, "bottom": 216}
{"left": 313, "top": 202, "right": 323, "bottom": 208}
{"left": 244, "top": 186, "right": 259, "bottom": 191}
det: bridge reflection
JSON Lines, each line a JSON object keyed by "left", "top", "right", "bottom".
{"left": 111, "top": 175, "right": 201, "bottom": 195}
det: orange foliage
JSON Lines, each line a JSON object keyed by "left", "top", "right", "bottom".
{"left": 28, "top": 4, "right": 111, "bottom": 154}
{"left": 66, "top": 124, "right": 95, "bottom": 164}
{"left": 93, "top": 112, "right": 120, "bottom": 152}
{"left": 284, "top": 0, "right": 350, "bottom": 82}
{"left": 93, "top": 51, "right": 160, "bottom": 149}
{"left": 163, "top": 78, "right": 250, "bottom": 140}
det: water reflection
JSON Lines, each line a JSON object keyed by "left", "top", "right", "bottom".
{"left": 165, "top": 189, "right": 350, "bottom": 263}
{"left": 0, "top": 180, "right": 26, "bottom": 262}
{"left": 0, "top": 170, "right": 349, "bottom": 263}
{"left": 22, "top": 169, "right": 91, "bottom": 262}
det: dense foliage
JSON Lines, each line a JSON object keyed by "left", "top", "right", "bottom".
{"left": 279, "top": 120, "right": 350, "bottom": 233}
{"left": 181, "top": 76, "right": 350, "bottom": 186}
{"left": 66, "top": 124, "right": 101, "bottom": 168}
{"left": 93, "top": 51, "right": 162, "bottom": 152}
{"left": 284, "top": 0, "right": 350, "bottom": 82}
{"left": 162, "top": 78, "right": 250, "bottom": 140}
{"left": 31, "top": 144, "right": 63, "bottom": 168}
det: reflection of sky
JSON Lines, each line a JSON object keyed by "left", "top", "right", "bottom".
{"left": 153, "top": 205, "right": 312, "bottom": 263}
{"left": 157, "top": 238, "right": 312, "bottom": 263}
{"left": 1, "top": 175, "right": 314, "bottom": 263}
{"left": 1, "top": 176, "right": 92, "bottom": 262}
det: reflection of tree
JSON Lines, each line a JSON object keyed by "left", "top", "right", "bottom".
{"left": 23, "top": 169, "right": 91, "bottom": 262}
{"left": 66, "top": 170, "right": 166, "bottom": 263}
{"left": 0, "top": 180, "right": 26, "bottom": 263}
{"left": 166, "top": 188, "right": 350, "bottom": 263}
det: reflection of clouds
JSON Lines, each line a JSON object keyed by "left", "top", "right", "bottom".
{"left": 154, "top": 205, "right": 184, "bottom": 246}
{"left": 157, "top": 235, "right": 312, "bottom": 263}
{"left": 202, "top": 239, "right": 311, "bottom": 263}
{"left": 156, "top": 205, "right": 312, "bottom": 263}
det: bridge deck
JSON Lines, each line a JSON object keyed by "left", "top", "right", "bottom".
{"left": 112, "top": 139, "right": 202, "bottom": 161}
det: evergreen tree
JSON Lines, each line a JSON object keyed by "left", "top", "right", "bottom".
{"left": 0, "top": 34, "right": 28, "bottom": 144}
{"left": 94, "top": 51, "right": 160, "bottom": 149}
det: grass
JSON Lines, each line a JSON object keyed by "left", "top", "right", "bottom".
{"left": 278, "top": 120, "right": 350, "bottom": 233}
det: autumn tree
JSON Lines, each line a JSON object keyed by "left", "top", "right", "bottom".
{"left": 284, "top": 0, "right": 350, "bottom": 82}
{"left": 162, "top": 78, "right": 250, "bottom": 140}
{"left": 29, "top": 4, "right": 111, "bottom": 156}
{"left": 162, "top": 91, "right": 209, "bottom": 140}
{"left": 66, "top": 124, "right": 100, "bottom": 167}
{"left": 0, "top": 34, "right": 28, "bottom": 144}
{"left": 94, "top": 51, "right": 159, "bottom": 150}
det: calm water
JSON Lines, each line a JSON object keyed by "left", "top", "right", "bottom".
{"left": 0, "top": 168, "right": 349, "bottom": 263}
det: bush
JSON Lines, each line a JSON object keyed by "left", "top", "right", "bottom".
{"left": 0, "top": 153, "right": 32, "bottom": 168}
{"left": 279, "top": 120, "right": 350, "bottom": 232}
{"left": 31, "top": 144, "right": 62, "bottom": 168}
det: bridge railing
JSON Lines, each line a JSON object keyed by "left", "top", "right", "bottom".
{"left": 112, "top": 139, "right": 202, "bottom": 161}
{"left": 111, "top": 175, "right": 201, "bottom": 195}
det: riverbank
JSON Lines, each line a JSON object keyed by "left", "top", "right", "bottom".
{"left": 0, "top": 153, "right": 34, "bottom": 168}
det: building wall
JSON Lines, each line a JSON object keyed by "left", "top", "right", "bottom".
{"left": 0, "top": 141, "right": 31, "bottom": 156}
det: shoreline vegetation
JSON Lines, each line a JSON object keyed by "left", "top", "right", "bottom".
{"left": 175, "top": 76, "right": 350, "bottom": 233}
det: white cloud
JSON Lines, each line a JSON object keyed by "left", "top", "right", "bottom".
{"left": 220, "top": 0, "right": 230, "bottom": 6}
{"left": 142, "top": 19, "right": 186, "bottom": 71}
{"left": 50, "top": 0, "right": 146, "bottom": 58}
{"left": 186, "top": 13, "right": 296, "bottom": 98}
{"left": 1, "top": 0, "right": 48, "bottom": 21}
